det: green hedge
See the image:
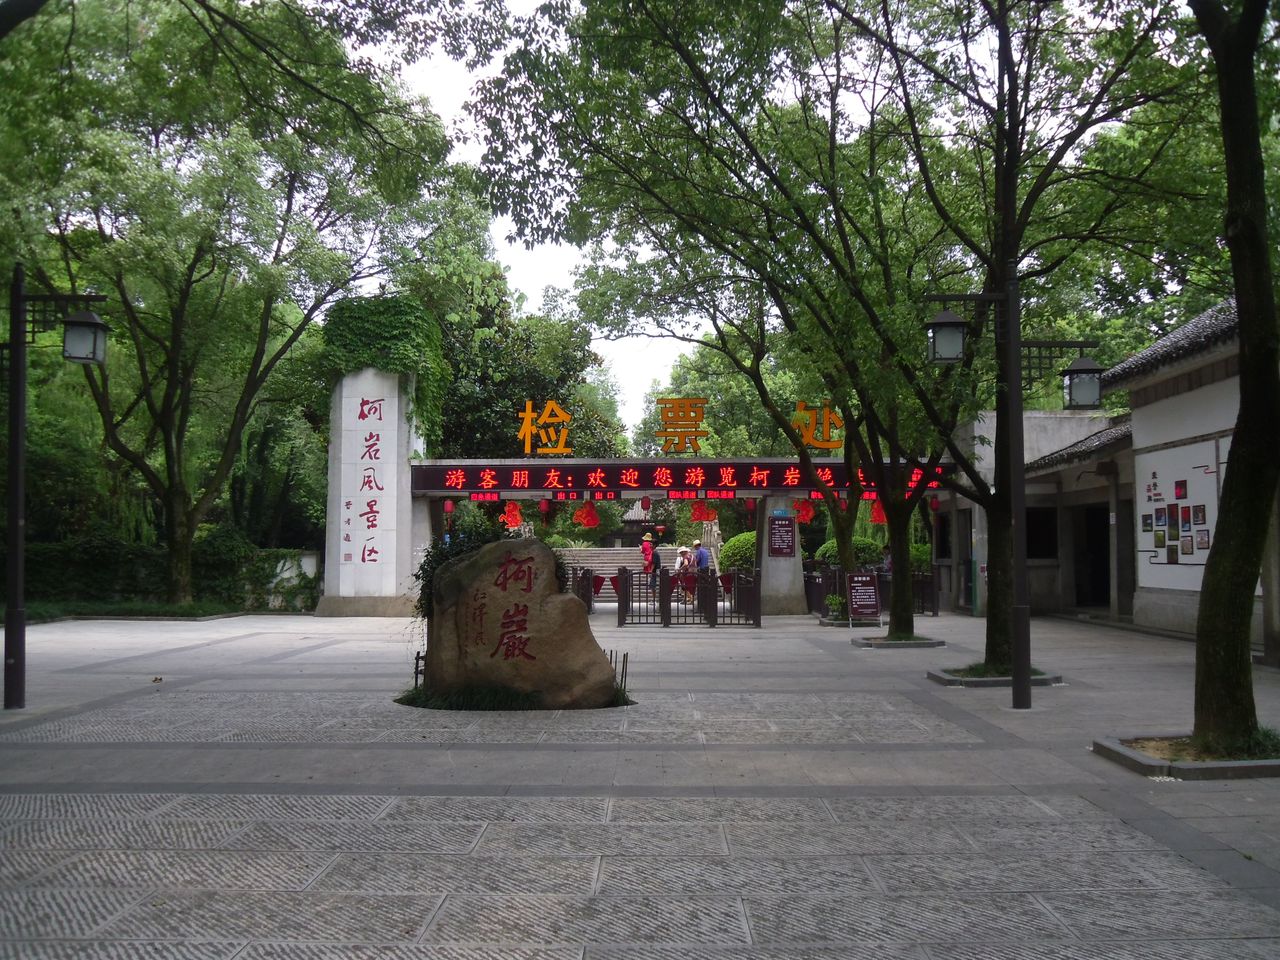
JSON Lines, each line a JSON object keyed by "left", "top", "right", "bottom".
{"left": 814, "top": 536, "right": 881, "bottom": 568}
{"left": 4, "top": 530, "right": 317, "bottom": 610}
{"left": 718, "top": 531, "right": 756, "bottom": 571}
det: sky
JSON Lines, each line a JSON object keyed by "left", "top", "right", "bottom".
{"left": 403, "top": 46, "right": 689, "bottom": 433}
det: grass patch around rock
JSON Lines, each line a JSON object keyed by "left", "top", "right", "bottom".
{"left": 396, "top": 683, "right": 633, "bottom": 711}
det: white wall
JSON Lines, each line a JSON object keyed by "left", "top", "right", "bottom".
{"left": 1132, "top": 377, "right": 1238, "bottom": 448}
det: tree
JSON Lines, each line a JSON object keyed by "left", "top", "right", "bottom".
{"left": 1184, "top": 0, "right": 1280, "bottom": 749}
{"left": 476, "top": 0, "right": 1188, "bottom": 643}
{"left": 0, "top": 0, "right": 468, "bottom": 601}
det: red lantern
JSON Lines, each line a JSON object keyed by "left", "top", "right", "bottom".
{"left": 792, "top": 500, "right": 816, "bottom": 524}
{"left": 929, "top": 497, "right": 940, "bottom": 512}
{"left": 744, "top": 498, "right": 755, "bottom": 513}
{"left": 539, "top": 498, "right": 552, "bottom": 516}
{"left": 655, "top": 524, "right": 666, "bottom": 535}
{"left": 870, "top": 500, "right": 887, "bottom": 525}
{"left": 501, "top": 501, "right": 524, "bottom": 529}
{"left": 640, "top": 495, "right": 652, "bottom": 511}
{"left": 442, "top": 499, "right": 455, "bottom": 515}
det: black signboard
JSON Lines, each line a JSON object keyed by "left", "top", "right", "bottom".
{"left": 767, "top": 516, "right": 796, "bottom": 557}
{"left": 846, "top": 573, "right": 881, "bottom": 621}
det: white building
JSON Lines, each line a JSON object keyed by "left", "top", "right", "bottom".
{"left": 931, "top": 300, "right": 1279, "bottom": 662}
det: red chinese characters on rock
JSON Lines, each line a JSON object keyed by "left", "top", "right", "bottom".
{"left": 494, "top": 552, "right": 536, "bottom": 595}
{"left": 489, "top": 553, "right": 538, "bottom": 661}
{"left": 491, "top": 602, "right": 535, "bottom": 661}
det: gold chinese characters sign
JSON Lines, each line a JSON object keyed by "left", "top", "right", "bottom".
{"left": 517, "top": 398, "right": 846, "bottom": 455}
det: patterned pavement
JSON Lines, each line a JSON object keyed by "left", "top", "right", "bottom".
{"left": 0, "top": 612, "right": 1278, "bottom": 957}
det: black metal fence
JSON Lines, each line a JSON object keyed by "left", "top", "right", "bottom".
{"left": 615, "top": 567, "right": 761, "bottom": 627}
{"left": 803, "top": 565, "right": 940, "bottom": 617}
{"left": 569, "top": 566, "right": 595, "bottom": 613}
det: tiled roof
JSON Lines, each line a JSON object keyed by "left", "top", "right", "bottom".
{"left": 1103, "top": 300, "right": 1237, "bottom": 390}
{"left": 1026, "top": 419, "right": 1131, "bottom": 473}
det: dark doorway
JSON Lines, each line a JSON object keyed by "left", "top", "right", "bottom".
{"left": 957, "top": 508, "right": 973, "bottom": 610}
{"left": 1073, "top": 504, "right": 1111, "bottom": 607}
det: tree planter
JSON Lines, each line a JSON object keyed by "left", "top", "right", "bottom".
{"left": 855, "top": 638, "right": 946, "bottom": 649}
{"left": 927, "top": 669, "right": 1063, "bottom": 687}
{"left": 1091, "top": 736, "right": 1280, "bottom": 780}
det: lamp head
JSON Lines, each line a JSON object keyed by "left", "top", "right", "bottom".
{"left": 61, "top": 310, "right": 108, "bottom": 365}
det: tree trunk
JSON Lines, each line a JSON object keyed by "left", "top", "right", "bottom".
{"left": 984, "top": 488, "right": 1015, "bottom": 670}
{"left": 164, "top": 500, "right": 195, "bottom": 605}
{"left": 1189, "top": 0, "right": 1279, "bottom": 748}
{"left": 884, "top": 501, "right": 915, "bottom": 639}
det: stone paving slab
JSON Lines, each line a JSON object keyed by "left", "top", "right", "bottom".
{"left": 420, "top": 894, "right": 751, "bottom": 945}
{"left": 742, "top": 892, "right": 1068, "bottom": 943}
{"left": 94, "top": 890, "right": 442, "bottom": 941}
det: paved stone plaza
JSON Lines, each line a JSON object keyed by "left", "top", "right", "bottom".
{"left": 1, "top": 611, "right": 1279, "bottom": 957}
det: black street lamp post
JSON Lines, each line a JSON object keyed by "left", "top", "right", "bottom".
{"left": 4, "top": 263, "right": 107, "bottom": 710}
{"left": 926, "top": 260, "right": 1100, "bottom": 709}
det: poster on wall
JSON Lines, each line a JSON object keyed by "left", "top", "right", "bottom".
{"left": 1142, "top": 514, "right": 1153, "bottom": 532}
{"left": 1196, "top": 529, "right": 1210, "bottom": 550}
{"left": 1139, "top": 447, "right": 1218, "bottom": 571}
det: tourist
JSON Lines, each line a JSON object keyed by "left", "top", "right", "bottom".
{"left": 641, "top": 532, "right": 657, "bottom": 592}
{"left": 676, "top": 546, "right": 695, "bottom": 602}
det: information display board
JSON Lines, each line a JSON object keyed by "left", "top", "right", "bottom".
{"left": 846, "top": 572, "right": 881, "bottom": 622}
{"left": 767, "top": 516, "right": 796, "bottom": 557}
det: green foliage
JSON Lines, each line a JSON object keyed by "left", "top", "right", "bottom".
{"left": 322, "top": 295, "right": 448, "bottom": 451}
{"left": 824, "top": 593, "right": 846, "bottom": 617}
{"left": 413, "top": 515, "right": 508, "bottom": 620}
{"left": 0, "top": 0, "right": 463, "bottom": 601}
{"left": 4, "top": 531, "right": 315, "bottom": 610}
{"left": 419, "top": 277, "right": 627, "bottom": 459}
{"left": 718, "top": 531, "right": 756, "bottom": 571}
{"left": 909, "top": 543, "right": 933, "bottom": 575}
{"left": 814, "top": 537, "right": 881, "bottom": 569}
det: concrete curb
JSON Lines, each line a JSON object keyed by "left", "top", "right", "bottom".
{"left": 854, "top": 639, "right": 946, "bottom": 649}
{"left": 1093, "top": 735, "right": 1280, "bottom": 780}
{"left": 926, "top": 669, "right": 1063, "bottom": 687}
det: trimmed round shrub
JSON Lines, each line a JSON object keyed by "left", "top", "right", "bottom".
{"left": 813, "top": 536, "right": 881, "bottom": 568}
{"left": 718, "top": 531, "right": 756, "bottom": 571}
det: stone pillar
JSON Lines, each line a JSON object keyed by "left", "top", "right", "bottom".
{"left": 316, "top": 368, "right": 416, "bottom": 616}
{"left": 756, "top": 497, "right": 807, "bottom": 615}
